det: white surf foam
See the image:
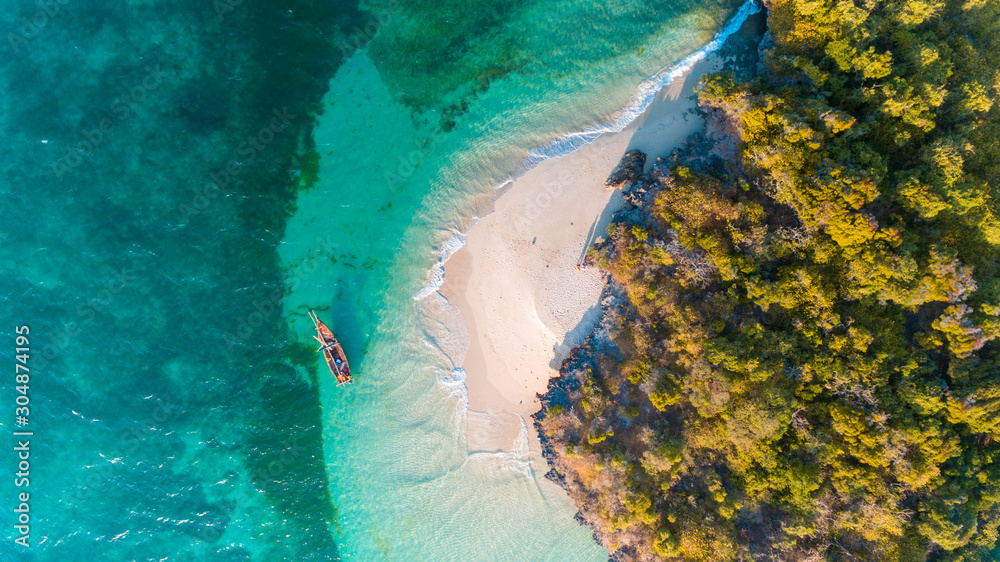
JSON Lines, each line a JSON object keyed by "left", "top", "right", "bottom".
{"left": 466, "top": 418, "right": 533, "bottom": 479}
{"left": 439, "top": 368, "right": 468, "bottom": 398}
{"left": 414, "top": 230, "right": 468, "bottom": 300}
{"left": 416, "top": 291, "right": 534, "bottom": 477}
{"left": 519, "top": 0, "right": 761, "bottom": 166}
{"left": 413, "top": 0, "right": 763, "bottom": 481}
{"left": 434, "top": 362, "right": 534, "bottom": 478}
{"left": 412, "top": 0, "right": 761, "bottom": 300}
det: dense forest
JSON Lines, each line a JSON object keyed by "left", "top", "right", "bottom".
{"left": 536, "top": 0, "right": 1000, "bottom": 559}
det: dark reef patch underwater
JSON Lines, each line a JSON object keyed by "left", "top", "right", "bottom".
{"left": 0, "top": 0, "right": 369, "bottom": 559}
{"left": 0, "top": 0, "right": 752, "bottom": 557}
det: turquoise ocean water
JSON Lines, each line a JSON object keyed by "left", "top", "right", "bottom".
{"left": 1, "top": 0, "right": 754, "bottom": 559}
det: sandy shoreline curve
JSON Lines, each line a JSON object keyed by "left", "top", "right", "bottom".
{"left": 438, "top": 51, "right": 725, "bottom": 443}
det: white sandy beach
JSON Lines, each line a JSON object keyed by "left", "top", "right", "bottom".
{"left": 438, "top": 55, "right": 722, "bottom": 452}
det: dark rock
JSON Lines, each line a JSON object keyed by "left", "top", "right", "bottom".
{"left": 621, "top": 178, "right": 651, "bottom": 208}
{"left": 544, "top": 468, "right": 566, "bottom": 487}
{"left": 604, "top": 149, "right": 646, "bottom": 190}
{"left": 757, "top": 30, "right": 774, "bottom": 75}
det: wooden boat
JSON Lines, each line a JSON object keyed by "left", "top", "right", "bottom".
{"left": 309, "top": 310, "right": 352, "bottom": 386}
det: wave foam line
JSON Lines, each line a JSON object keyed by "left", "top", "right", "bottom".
{"left": 465, "top": 420, "right": 533, "bottom": 479}
{"left": 414, "top": 230, "right": 468, "bottom": 300}
{"left": 414, "top": 0, "right": 760, "bottom": 300}
{"left": 517, "top": 0, "right": 760, "bottom": 170}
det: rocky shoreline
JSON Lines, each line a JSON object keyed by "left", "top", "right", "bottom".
{"left": 531, "top": 20, "right": 764, "bottom": 556}
{"left": 532, "top": 128, "right": 736, "bottom": 558}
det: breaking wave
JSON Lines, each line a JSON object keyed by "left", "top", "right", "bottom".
{"left": 413, "top": 0, "right": 761, "bottom": 300}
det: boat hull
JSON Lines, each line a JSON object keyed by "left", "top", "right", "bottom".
{"left": 309, "top": 310, "right": 352, "bottom": 385}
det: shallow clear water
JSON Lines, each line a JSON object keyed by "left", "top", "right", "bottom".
{"left": 0, "top": 0, "right": 750, "bottom": 559}
{"left": 282, "top": 1, "right": 757, "bottom": 559}
{"left": 0, "top": 1, "right": 355, "bottom": 559}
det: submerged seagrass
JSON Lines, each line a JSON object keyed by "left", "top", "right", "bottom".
{"left": 537, "top": 0, "right": 1000, "bottom": 559}
{"left": 0, "top": 0, "right": 366, "bottom": 558}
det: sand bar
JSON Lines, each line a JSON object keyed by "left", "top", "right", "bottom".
{"left": 439, "top": 55, "right": 722, "bottom": 439}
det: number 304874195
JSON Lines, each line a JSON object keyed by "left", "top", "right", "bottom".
{"left": 15, "top": 326, "right": 29, "bottom": 419}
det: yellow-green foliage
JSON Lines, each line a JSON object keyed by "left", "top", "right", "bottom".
{"left": 538, "top": 0, "right": 1000, "bottom": 559}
